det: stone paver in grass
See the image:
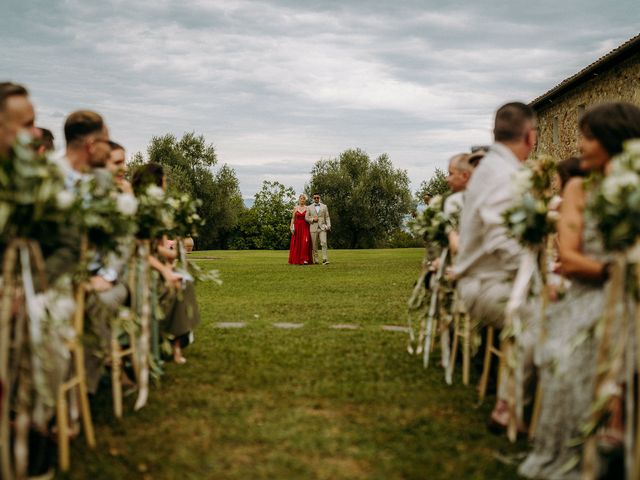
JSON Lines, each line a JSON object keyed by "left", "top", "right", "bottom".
{"left": 381, "top": 325, "right": 412, "bottom": 333}
{"left": 330, "top": 324, "right": 360, "bottom": 330}
{"left": 215, "top": 322, "right": 247, "bottom": 328}
{"left": 273, "top": 322, "right": 304, "bottom": 329}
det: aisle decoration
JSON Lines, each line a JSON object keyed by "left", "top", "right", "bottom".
{"left": 584, "top": 139, "right": 640, "bottom": 479}
{"left": 0, "top": 133, "right": 75, "bottom": 479}
{"left": 502, "top": 154, "right": 557, "bottom": 442}
{"left": 407, "top": 194, "right": 456, "bottom": 368}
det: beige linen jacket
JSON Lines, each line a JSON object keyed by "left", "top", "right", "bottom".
{"left": 305, "top": 202, "right": 331, "bottom": 233}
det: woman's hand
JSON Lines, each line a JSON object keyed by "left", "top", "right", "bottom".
{"left": 161, "top": 266, "right": 182, "bottom": 289}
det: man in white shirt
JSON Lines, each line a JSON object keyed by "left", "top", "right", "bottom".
{"left": 453, "top": 102, "right": 539, "bottom": 431}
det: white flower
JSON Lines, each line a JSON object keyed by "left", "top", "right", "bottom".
{"left": 512, "top": 169, "right": 533, "bottom": 196}
{"left": 146, "top": 185, "right": 165, "bottom": 200}
{"left": 167, "top": 198, "right": 180, "bottom": 209}
{"left": 546, "top": 210, "right": 560, "bottom": 222}
{"left": 602, "top": 171, "right": 640, "bottom": 202}
{"left": 625, "top": 139, "right": 640, "bottom": 155}
{"left": 116, "top": 193, "right": 138, "bottom": 216}
{"left": 56, "top": 190, "right": 75, "bottom": 210}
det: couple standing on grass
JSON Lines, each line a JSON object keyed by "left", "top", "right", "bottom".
{"left": 288, "top": 192, "right": 331, "bottom": 265}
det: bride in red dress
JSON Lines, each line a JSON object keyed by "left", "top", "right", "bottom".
{"left": 288, "top": 194, "right": 313, "bottom": 264}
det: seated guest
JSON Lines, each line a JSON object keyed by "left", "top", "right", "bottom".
{"left": 444, "top": 151, "right": 484, "bottom": 256}
{"left": 106, "top": 141, "right": 133, "bottom": 193}
{"left": 36, "top": 126, "right": 55, "bottom": 155}
{"left": 59, "top": 110, "right": 130, "bottom": 394}
{"left": 519, "top": 102, "right": 640, "bottom": 479}
{"left": 131, "top": 162, "right": 201, "bottom": 364}
{"left": 452, "top": 102, "right": 540, "bottom": 431}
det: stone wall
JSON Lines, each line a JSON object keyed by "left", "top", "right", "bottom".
{"left": 534, "top": 53, "right": 640, "bottom": 161}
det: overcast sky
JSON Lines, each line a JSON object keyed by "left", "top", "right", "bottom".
{"left": 3, "top": 0, "right": 639, "bottom": 198}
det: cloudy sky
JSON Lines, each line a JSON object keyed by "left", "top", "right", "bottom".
{"left": 3, "top": 1, "right": 639, "bottom": 198}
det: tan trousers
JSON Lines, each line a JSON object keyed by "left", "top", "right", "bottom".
{"left": 310, "top": 230, "right": 328, "bottom": 263}
{"left": 458, "top": 276, "right": 540, "bottom": 404}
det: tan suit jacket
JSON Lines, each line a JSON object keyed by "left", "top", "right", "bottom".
{"left": 305, "top": 202, "right": 331, "bottom": 232}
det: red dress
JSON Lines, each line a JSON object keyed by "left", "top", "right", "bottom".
{"left": 288, "top": 209, "right": 313, "bottom": 264}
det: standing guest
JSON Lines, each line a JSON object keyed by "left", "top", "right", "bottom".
{"left": 131, "top": 162, "right": 201, "bottom": 364}
{"left": 288, "top": 194, "right": 313, "bottom": 264}
{"left": 306, "top": 192, "right": 331, "bottom": 265}
{"left": 453, "top": 102, "right": 540, "bottom": 432}
{"left": 519, "top": 102, "right": 640, "bottom": 479}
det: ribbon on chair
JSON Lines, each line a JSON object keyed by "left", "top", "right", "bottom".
{"left": 423, "top": 247, "right": 449, "bottom": 368}
{"left": 504, "top": 249, "right": 537, "bottom": 442}
{"left": 134, "top": 241, "right": 151, "bottom": 411}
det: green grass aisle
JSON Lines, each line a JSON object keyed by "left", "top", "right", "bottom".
{"left": 62, "top": 249, "right": 525, "bottom": 479}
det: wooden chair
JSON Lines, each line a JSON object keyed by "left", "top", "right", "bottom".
{"left": 0, "top": 239, "right": 51, "bottom": 479}
{"left": 57, "top": 237, "right": 96, "bottom": 472}
{"left": 110, "top": 324, "right": 139, "bottom": 419}
{"left": 446, "top": 297, "right": 471, "bottom": 386}
{"left": 109, "top": 252, "right": 141, "bottom": 419}
{"left": 477, "top": 326, "right": 504, "bottom": 404}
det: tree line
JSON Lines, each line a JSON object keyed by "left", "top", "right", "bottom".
{"left": 133, "top": 131, "right": 446, "bottom": 250}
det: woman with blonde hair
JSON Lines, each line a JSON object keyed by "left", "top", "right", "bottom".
{"left": 288, "top": 194, "right": 313, "bottom": 264}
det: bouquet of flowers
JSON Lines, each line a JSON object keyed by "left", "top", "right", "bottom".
{"left": 588, "top": 140, "right": 640, "bottom": 252}
{"left": 69, "top": 170, "right": 139, "bottom": 255}
{"left": 135, "top": 185, "right": 175, "bottom": 239}
{"left": 166, "top": 193, "right": 205, "bottom": 239}
{"left": 0, "top": 132, "right": 70, "bottom": 240}
{"left": 503, "top": 154, "right": 557, "bottom": 248}
{"left": 410, "top": 194, "right": 451, "bottom": 248}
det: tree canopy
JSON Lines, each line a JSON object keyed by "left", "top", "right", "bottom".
{"left": 135, "top": 132, "right": 244, "bottom": 249}
{"left": 415, "top": 168, "right": 449, "bottom": 204}
{"left": 230, "top": 180, "right": 296, "bottom": 250}
{"left": 306, "top": 148, "right": 413, "bottom": 248}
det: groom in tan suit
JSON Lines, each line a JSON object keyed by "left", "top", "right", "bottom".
{"left": 306, "top": 192, "right": 331, "bottom": 265}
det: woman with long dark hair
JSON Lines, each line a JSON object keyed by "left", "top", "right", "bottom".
{"left": 520, "top": 102, "right": 640, "bottom": 479}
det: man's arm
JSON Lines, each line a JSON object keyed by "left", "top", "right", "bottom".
{"left": 324, "top": 206, "right": 331, "bottom": 230}
{"left": 305, "top": 207, "right": 313, "bottom": 224}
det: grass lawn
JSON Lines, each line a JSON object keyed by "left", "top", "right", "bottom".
{"left": 61, "top": 248, "right": 526, "bottom": 479}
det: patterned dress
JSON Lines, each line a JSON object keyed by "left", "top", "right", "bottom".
{"left": 519, "top": 195, "right": 612, "bottom": 479}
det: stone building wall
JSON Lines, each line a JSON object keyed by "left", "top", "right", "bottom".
{"left": 534, "top": 52, "right": 640, "bottom": 161}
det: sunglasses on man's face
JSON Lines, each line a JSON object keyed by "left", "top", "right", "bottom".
{"left": 313, "top": 197, "right": 320, "bottom": 200}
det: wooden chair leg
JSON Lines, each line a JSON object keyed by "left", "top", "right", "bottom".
{"left": 528, "top": 384, "right": 543, "bottom": 440}
{"left": 478, "top": 327, "right": 494, "bottom": 403}
{"left": 57, "top": 387, "right": 70, "bottom": 472}
{"left": 462, "top": 314, "right": 470, "bottom": 386}
{"left": 111, "top": 332, "right": 123, "bottom": 419}
{"left": 75, "top": 347, "right": 96, "bottom": 448}
{"left": 447, "top": 314, "right": 460, "bottom": 382}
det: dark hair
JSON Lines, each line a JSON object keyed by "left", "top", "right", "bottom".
{"left": 64, "top": 110, "right": 104, "bottom": 144}
{"left": 312, "top": 192, "right": 320, "bottom": 196}
{"left": 466, "top": 150, "right": 486, "bottom": 168}
{"left": 0, "top": 82, "right": 28, "bottom": 112}
{"left": 38, "top": 127, "right": 55, "bottom": 151}
{"left": 494, "top": 102, "right": 536, "bottom": 142}
{"left": 557, "top": 156, "right": 585, "bottom": 189}
{"left": 132, "top": 162, "right": 164, "bottom": 194}
{"left": 579, "top": 102, "right": 640, "bottom": 157}
{"left": 108, "top": 140, "right": 124, "bottom": 151}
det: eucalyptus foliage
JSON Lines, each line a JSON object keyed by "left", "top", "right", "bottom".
{"left": 502, "top": 155, "right": 558, "bottom": 248}
{"left": 0, "top": 133, "right": 70, "bottom": 240}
